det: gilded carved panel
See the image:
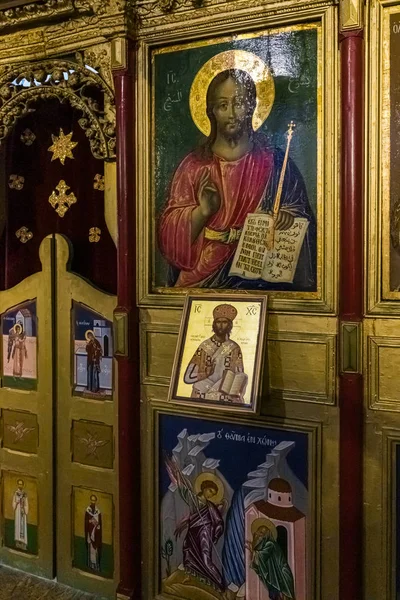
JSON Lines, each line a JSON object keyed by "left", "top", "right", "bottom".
{"left": 141, "top": 314, "right": 337, "bottom": 406}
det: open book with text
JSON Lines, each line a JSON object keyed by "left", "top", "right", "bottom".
{"left": 220, "top": 370, "right": 248, "bottom": 397}
{"left": 228, "top": 212, "right": 309, "bottom": 284}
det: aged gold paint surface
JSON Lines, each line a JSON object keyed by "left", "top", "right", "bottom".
{"left": 175, "top": 298, "right": 264, "bottom": 405}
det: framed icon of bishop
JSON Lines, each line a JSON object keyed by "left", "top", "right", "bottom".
{"left": 168, "top": 295, "right": 267, "bottom": 413}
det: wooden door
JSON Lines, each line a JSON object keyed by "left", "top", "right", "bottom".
{"left": 0, "top": 55, "right": 119, "bottom": 598}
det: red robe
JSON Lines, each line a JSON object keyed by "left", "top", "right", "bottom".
{"left": 158, "top": 147, "right": 274, "bottom": 288}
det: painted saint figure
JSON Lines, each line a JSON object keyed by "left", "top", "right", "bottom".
{"left": 165, "top": 454, "right": 226, "bottom": 591}
{"left": 7, "top": 322, "right": 18, "bottom": 362}
{"left": 158, "top": 64, "right": 316, "bottom": 291}
{"left": 246, "top": 520, "right": 295, "bottom": 600}
{"left": 184, "top": 303, "right": 248, "bottom": 403}
{"left": 8, "top": 323, "right": 28, "bottom": 378}
{"left": 85, "top": 330, "right": 103, "bottom": 393}
{"left": 12, "top": 479, "right": 29, "bottom": 550}
{"left": 85, "top": 494, "right": 102, "bottom": 571}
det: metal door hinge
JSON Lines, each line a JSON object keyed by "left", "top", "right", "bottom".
{"left": 341, "top": 321, "right": 362, "bottom": 374}
{"left": 114, "top": 309, "right": 129, "bottom": 358}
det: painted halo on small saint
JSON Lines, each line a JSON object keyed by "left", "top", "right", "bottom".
{"left": 2, "top": 471, "right": 38, "bottom": 555}
{"left": 1, "top": 300, "right": 37, "bottom": 390}
{"left": 72, "top": 486, "right": 114, "bottom": 579}
{"left": 183, "top": 303, "right": 249, "bottom": 404}
{"left": 193, "top": 472, "right": 225, "bottom": 506}
{"left": 73, "top": 302, "right": 113, "bottom": 399}
{"left": 155, "top": 34, "right": 318, "bottom": 293}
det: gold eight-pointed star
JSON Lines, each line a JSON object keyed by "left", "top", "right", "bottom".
{"left": 48, "top": 128, "right": 78, "bottom": 165}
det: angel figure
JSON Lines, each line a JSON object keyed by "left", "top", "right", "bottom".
{"left": 8, "top": 323, "right": 27, "bottom": 378}
{"left": 164, "top": 453, "right": 227, "bottom": 592}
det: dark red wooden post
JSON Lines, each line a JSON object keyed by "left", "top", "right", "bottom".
{"left": 114, "top": 41, "right": 140, "bottom": 600}
{"left": 339, "top": 29, "right": 364, "bottom": 600}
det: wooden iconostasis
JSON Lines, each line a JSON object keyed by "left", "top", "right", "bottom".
{"left": 0, "top": 55, "right": 119, "bottom": 598}
{"left": 1, "top": 1, "right": 400, "bottom": 600}
{"left": 137, "top": 4, "right": 339, "bottom": 600}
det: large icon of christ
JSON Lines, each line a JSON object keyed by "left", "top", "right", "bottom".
{"left": 158, "top": 50, "right": 316, "bottom": 292}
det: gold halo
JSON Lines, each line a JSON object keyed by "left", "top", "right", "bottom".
{"left": 14, "top": 323, "right": 23, "bottom": 334}
{"left": 17, "top": 479, "right": 24, "bottom": 487}
{"left": 189, "top": 49, "right": 275, "bottom": 137}
{"left": 251, "top": 517, "right": 277, "bottom": 540}
{"left": 90, "top": 494, "right": 98, "bottom": 502}
{"left": 194, "top": 472, "right": 224, "bottom": 505}
{"left": 85, "top": 329, "right": 95, "bottom": 341}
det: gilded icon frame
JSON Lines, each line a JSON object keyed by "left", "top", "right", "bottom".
{"left": 364, "top": 422, "right": 400, "bottom": 600}
{"left": 168, "top": 294, "right": 267, "bottom": 413}
{"left": 366, "top": 0, "right": 400, "bottom": 314}
{"left": 141, "top": 403, "right": 321, "bottom": 600}
{"left": 136, "top": 2, "right": 338, "bottom": 314}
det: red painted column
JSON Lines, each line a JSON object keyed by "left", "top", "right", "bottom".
{"left": 339, "top": 30, "right": 364, "bottom": 600}
{"left": 114, "top": 42, "right": 141, "bottom": 600}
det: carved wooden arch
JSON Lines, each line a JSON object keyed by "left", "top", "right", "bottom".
{"left": 0, "top": 56, "right": 116, "bottom": 160}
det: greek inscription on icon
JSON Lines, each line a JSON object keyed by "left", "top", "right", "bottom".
{"left": 73, "top": 302, "right": 113, "bottom": 399}
{"left": 159, "top": 414, "right": 308, "bottom": 600}
{"left": 184, "top": 304, "right": 248, "bottom": 403}
{"left": 171, "top": 296, "right": 266, "bottom": 413}
{"left": 154, "top": 29, "right": 319, "bottom": 294}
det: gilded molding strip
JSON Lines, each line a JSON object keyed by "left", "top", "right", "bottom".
{"left": 340, "top": 0, "right": 364, "bottom": 31}
{"left": 0, "top": 0, "right": 76, "bottom": 32}
{"left": 111, "top": 38, "right": 127, "bottom": 71}
{"left": 368, "top": 335, "right": 400, "bottom": 412}
{"left": 341, "top": 321, "right": 361, "bottom": 374}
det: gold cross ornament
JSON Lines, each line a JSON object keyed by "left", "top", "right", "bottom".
{"left": 49, "top": 180, "right": 77, "bottom": 217}
{"left": 48, "top": 128, "right": 78, "bottom": 165}
{"left": 93, "top": 174, "right": 105, "bottom": 191}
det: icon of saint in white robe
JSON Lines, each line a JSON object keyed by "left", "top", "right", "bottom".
{"left": 12, "top": 482, "right": 29, "bottom": 550}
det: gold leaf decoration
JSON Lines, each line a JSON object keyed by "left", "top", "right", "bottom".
{"left": 8, "top": 174, "right": 24, "bottom": 190}
{"left": 20, "top": 129, "right": 36, "bottom": 146}
{"left": 89, "top": 227, "right": 101, "bottom": 243}
{"left": 48, "top": 180, "right": 77, "bottom": 217}
{"left": 93, "top": 174, "right": 105, "bottom": 191}
{"left": 48, "top": 128, "right": 78, "bottom": 165}
{"left": 15, "top": 226, "right": 33, "bottom": 244}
